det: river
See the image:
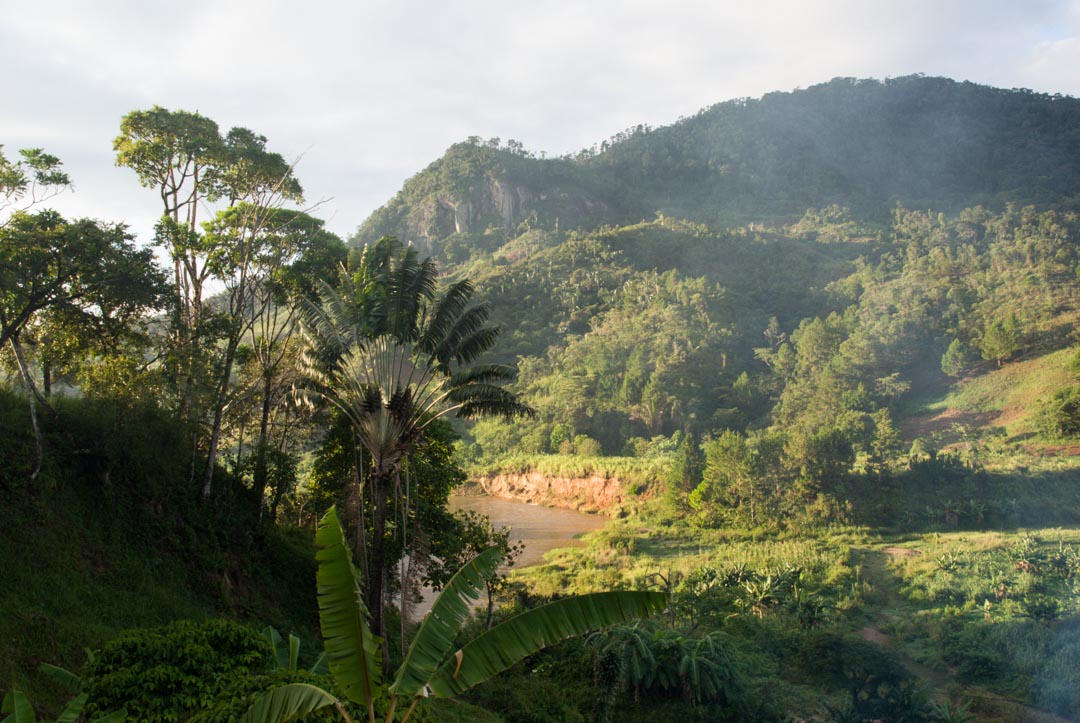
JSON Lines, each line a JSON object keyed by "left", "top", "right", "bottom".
{"left": 410, "top": 494, "right": 608, "bottom": 618}
{"left": 448, "top": 493, "right": 609, "bottom": 567}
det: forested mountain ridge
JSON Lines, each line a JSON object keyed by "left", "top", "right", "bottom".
{"left": 356, "top": 75, "right": 1080, "bottom": 253}
{"left": 352, "top": 75, "right": 1080, "bottom": 535}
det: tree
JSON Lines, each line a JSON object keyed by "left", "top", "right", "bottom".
{"left": 0, "top": 145, "right": 71, "bottom": 223}
{"left": 445, "top": 509, "right": 524, "bottom": 629}
{"left": 240, "top": 507, "right": 665, "bottom": 723}
{"left": 114, "top": 107, "right": 308, "bottom": 498}
{"left": 0, "top": 210, "right": 165, "bottom": 477}
{"left": 940, "top": 338, "right": 976, "bottom": 377}
{"left": 692, "top": 430, "right": 759, "bottom": 526}
{"left": 300, "top": 237, "right": 532, "bottom": 641}
{"left": 200, "top": 206, "right": 343, "bottom": 501}
{"left": 980, "top": 312, "right": 1021, "bottom": 366}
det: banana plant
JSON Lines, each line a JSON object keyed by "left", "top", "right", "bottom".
{"left": 2, "top": 662, "right": 126, "bottom": 723}
{"left": 262, "top": 626, "right": 328, "bottom": 674}
{"left": 243, "top": 506, "right": 666, "bottom": 723}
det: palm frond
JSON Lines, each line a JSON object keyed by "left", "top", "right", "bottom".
{"left": 446, "top": 383, "right": 536, "bottom": 420}
{"left": 418, "top": 280, "right": 477, "bottom": 361}
{"left": 447, "top": 364, "right": 518, "bottom": 387}
{"left": 427, "top": 591, "right": 667, "bottom": 697}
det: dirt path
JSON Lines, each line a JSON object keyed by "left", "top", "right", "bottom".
{"left": 851, "top": 546, "right": 1075, "bottom": 723}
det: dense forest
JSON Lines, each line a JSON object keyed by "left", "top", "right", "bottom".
{"left": 5, "top": 76, "right": 1080, "bottom": 722}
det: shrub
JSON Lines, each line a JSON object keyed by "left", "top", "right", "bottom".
{"left": 941, "top": 338, "right": 977, "bottom": 377}
{"left": 1038, "top": 386, "right": 1080, "bottom": 438}
{"left": 82, "top": 619, "right": 271, "bottom": 722}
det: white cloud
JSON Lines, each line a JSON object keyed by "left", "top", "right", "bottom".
{"left": 2, "top": 0, "right": 1078, "bottom": 243}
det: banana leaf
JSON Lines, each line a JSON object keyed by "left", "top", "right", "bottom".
{"left": 38, "top": 664, "right": 80, "bottom": 693}
{"left": 315, "top": 507, "right": 382, "bottom": 707}
{"left": 54, "top": 693, "right": 86, "bottom": 723}
{"left": 262, "top": 626, "right": 289, "bottom": 670}
{"left": 1, "top": 691, "right": 36, "bottom": 723}
{"left": 389, "top": 546, "right": 502, "bottom": 698}
{"left": 288, "top": 633, "right": 300, "bottom": 672}
{"left": 427, "top": 590, "right": 667, "bottom": 697}
{"left": 240, "top": 683, "right": 339, "bottom": 723}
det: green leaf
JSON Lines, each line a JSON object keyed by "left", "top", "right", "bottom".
{"left": 1, "top": 690, "right": 36, "bottom": 723}
{"left": 54, "top": 693, "right": 86, "bottom": 723}
{"left": 288, "top": 634, "right": 300, "bottom": 672}
{"left": 309, "top": 651, "right": 328, "bottom": 675}
{"left": 240, "top": 684, "right": 338, "bottom": 723}
{"left": 316, "top": 507, "right": 382, "bottom": 706}
{"left": 428, "top": 590, "right": 667, "bottom": 697}
{"left": 262, "top": 626, "right": 289, "bottom": 670}
{"left": 390, "top": 546, "right": 503, "bottom": 699}
{"left": 38, "top": 663, "right": 81, "bottom": 692}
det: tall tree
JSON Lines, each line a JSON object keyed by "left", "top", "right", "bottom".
{"left": 114, "top": 107, "right": 308, "bottom": 497}
{"left": 300, "top": 237, "right": 531, "bottom": 641}
{"left": 214, "top": 209, "right": 346, "bottom": 513}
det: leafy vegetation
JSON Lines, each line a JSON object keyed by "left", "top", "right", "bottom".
{"left": 7, "top": 75, "right": 1080, "bottom": 722}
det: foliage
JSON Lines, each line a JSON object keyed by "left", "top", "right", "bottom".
{"left": 299, "top": 236, "right": 531, "bottom": 639}
{"left": 1038, "top": 385, "right": 1080, "bottom": 439}
{"left": 2, "top": 661, "right": 126, "bottom": 723}
{"left": 242, "top": 507, "right": 666, "bottom": 723}
{"left": 940, "top": 338, "right": 976, "bottom": 378}
{"left": 81, "top": 619, "right": 271, "bottom": 722}
{"left": 0, "top": 145, "right": 70, "bottom": 220}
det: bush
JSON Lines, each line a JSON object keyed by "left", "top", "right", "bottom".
{"left": 189, "top": 669, "right": 351, "bottom": 723}
{"left": 941, "top": 338, "right": 977, "bottom": 377}
{"left": 1039, "top": 386, "right": 1080, "bottom": 438}
{"left": 83, "top": 619, "right": 272, "bottom": 722}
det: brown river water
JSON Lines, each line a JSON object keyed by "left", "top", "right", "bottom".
{"left": 410, "top": 494, "right": 608, "bottom": 617}
{"left": 448, "top": 494, "right": 609, "bottom": 566}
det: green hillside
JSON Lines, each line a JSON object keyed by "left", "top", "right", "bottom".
{"left": 7, "top": 75, "right": 1080, "bottom": 722}
{"left": 352, "top": 76, "right": 1080, "bottom": 534}
{"left": 357, "top": 76, "right": 1080, "bottom": 254}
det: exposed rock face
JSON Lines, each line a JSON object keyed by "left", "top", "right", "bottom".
{"left": 402, "top": 178, "right": 537, "bottom": 247}
{"left": 474, "top": 473, "right": 623, "bottom": 513}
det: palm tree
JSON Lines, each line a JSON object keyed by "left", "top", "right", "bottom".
{"left": 241, "top": 507, "right": 666, "bottom": 723}
{"left": 300, "top": 237, "right": 532, "bottom": 641}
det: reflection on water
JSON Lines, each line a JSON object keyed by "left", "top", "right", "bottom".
{"left": 449, "top": 494, "right": 609, "bottom": 568}
{"left": 411, "top": 495, "right": 608, "bottom": 619}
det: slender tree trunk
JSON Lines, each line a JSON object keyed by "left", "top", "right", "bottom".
{"left": 252, "top": 373, "right": 274, "bottom": 514}
{"left": 369, "top": 470, "right": 390, "bottom": 649}
{"left": 351, "top": 446, "right": 370, "bottom": 585}
{"left": 9, "top": 337, "right": 47, "bottom": 480}
{"left": 201, "top": 337, "right": 241, "bottom": 499}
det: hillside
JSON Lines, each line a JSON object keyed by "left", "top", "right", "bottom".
{"left": 351, "top": 75, "right": 1080, "bottom": 535}
{"left": 356, "top": 76, "right": 1080, "bottom": 253}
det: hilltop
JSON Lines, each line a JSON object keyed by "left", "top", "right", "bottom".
{"left": 357, "top": 75, "right": 1080, "bottom": 253}
{"left": 353, "top": 75, "right": 1080, "bottom": 531}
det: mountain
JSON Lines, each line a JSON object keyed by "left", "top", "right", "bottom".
{"left": 349, "top": 75, "right": 1080, "bottom": 532}
{"left": 355, "top": 75, "right": 1080, "bottom": 253}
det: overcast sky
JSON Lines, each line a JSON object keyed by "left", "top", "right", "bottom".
{"left": 3, "top": 0, "right": 1079, "bottom": 244}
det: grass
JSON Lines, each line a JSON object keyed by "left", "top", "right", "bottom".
{"left": 0, "top": 475, "right": 319, "bottom": 715}
{"left": 929, "top": 348, "right": 1074, "bottom": 438}
{"left": 469, "top": 453, "right": 669, "bottom": 489}
{"left": 504, "top": 507, "right": 1080, "bottom": 720}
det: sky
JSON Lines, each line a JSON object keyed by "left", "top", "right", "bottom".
{"left": 3, "top": 0, "right": 1079, "bottom": 245}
